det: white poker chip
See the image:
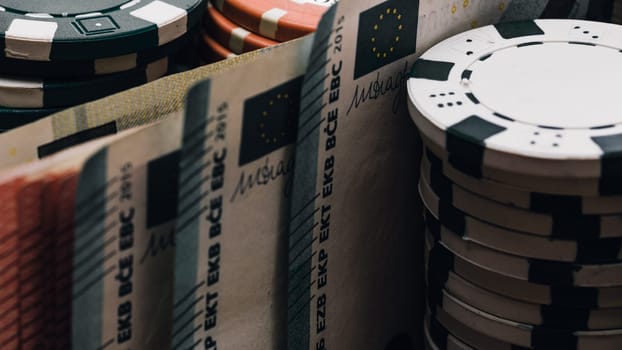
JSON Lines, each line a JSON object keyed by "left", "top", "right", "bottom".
{"left": 424, "top": 315, "right": 476, "bottom": 350}
{"left": 407, "top": 19, "right": 622, "bottom": 193}
{"left": 422, "top": 146, "right": 622, "bottom": 215}
{"left": 429, "top": 288, "right": 622, "bottom": 350}
{"left": 419, "top": 169, "right": 622, "bottom": 240}
{"left": 424, "top": 238, "right": 622, "bottom": 309}
{"left": 423, "top": 207, "right": 622, "bottom": 265}
{"left": 426, "top": 307, "right": 519, "bottom": 350}
{"left": 423, "top": 226, "right": 622, "bottom": 288}
{"left": 428, "top": 265, "right": 622, "bottom": 330}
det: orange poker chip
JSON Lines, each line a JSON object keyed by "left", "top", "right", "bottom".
{"left": 205, "top": 4, "right": 279, "bottom": 54}
{"left": 198, "top": 31, "right": 238, "bottom": 63}
{"left": 210, "top": 0, "right": 333, "bottom": 42}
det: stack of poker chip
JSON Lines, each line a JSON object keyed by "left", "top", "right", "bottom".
{"left": 614, "top": 0, "right": 622, "bottom": 24}
{"left": 0, "top": 1, "right": 206, "bottom": 133}
{"left": 198, "top": 0, "right": 334, "bottom": 63}
{"left": 407, "top": 19, "right": 622, "bottom": 350}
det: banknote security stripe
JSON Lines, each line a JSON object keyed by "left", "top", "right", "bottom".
{"left": 424, "top": 147, "right": 622, "bottom": 216}
{"left": 0, "top": 0, "right": 205, "bottom": 61}
{"left": 425, "top": 232, "right": 622, "bottom": 309}
{"left": 285, "top": 3, "right": 338, "bottom": 349}
{"left": 407, "top": 19, "right": 622, "bottom": 184}
{"left": 210, "top": 0, "right": 335, "bottom": 42}
{"left": 49, "top": 172, "right": 78, "bottom": 350}
{"left": 0, "top": 30, "right": 194, "bottom": 79}
{"left": 426, "top": 258, "right": 622, "bottom": 330}
{"left": 204, "top": 3, "right": 278, "bottom": 55}
{"left": 0, "top": 56, "right": 170, "bottom": 108}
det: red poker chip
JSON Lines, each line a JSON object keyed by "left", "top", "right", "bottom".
{"left": 210, "top": 0, "right": 333, "bottom": 41}
{"left": 205, "top": 4, "right": 279, "bottom": 54}
{"left": 198, "top": 30, "right": 238, "bottom": 63}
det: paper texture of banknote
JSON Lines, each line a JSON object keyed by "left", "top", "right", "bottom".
{"left": 0, "top": 116, "right": 183, "bottom": 349}
{"left": 0, "top": 128, "right": 139, "bottom": 349}
{"left": 72, "top": 115, "right": 183, "bottom": 350}
{"left": 0, "top": 53, "right": 266, "bottom": 169}
{"left": 286, "top": 1, "right": 513, "bottom": 349}
{"left": 171, "top": 37, "right": 313, "bottom": 350}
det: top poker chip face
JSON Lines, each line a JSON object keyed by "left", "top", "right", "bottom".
{"left": 407, "top": 20, "right": 622, "bottom": 180}
{"left": 211, "top": 0, "right": 335, "bottom": 42}
{"left": 0, "top": 0, "right": 205, "bottom": 61}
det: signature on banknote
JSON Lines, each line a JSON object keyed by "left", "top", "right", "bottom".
{"left": 230, "top": 156, "right": 295, "bottom": 202}
{"left": 347, "top": 60, "right": 410, "bottom": 116}
{"left": 140, "top": 229, "right": 176, "bottom": 264}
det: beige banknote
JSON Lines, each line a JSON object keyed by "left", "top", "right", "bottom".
{"left": 171, "top": 34, "right": 313, "bottom": 350}
{"left": 0, "top": 116, "right": 184, "bottom": 349}
{"left": 0, "top": 51, "right": 267, "bottom": 169}
{"left": 71, "top": 116, "right": 183, "bottom": 350}
{"left": 286, "top": 0, "right": 513, "bottom": 349}
{"left": 0, "top": 127, "right": 139, "bottom": 349}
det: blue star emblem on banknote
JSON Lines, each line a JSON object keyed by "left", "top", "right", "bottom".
{"left": 239, "top": 77, "right": 303, "bottom": 165}
{"left": 354, "top": 0, "right": 419, "bottom": 79}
